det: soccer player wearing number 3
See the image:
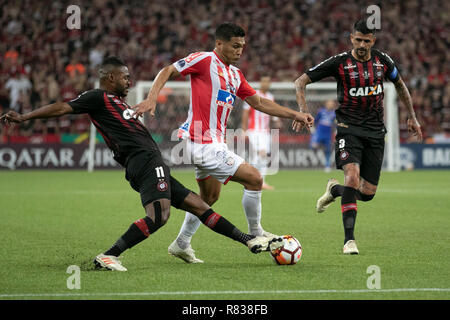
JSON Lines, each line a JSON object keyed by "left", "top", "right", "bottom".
{"left": 293, "top": 20, "right": 423, "bottom": 254}
{"left": 133, "top": 23, "right": 314, "bottom": 263}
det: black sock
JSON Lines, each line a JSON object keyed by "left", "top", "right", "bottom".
{"left": 104, "top": 216, "right": 157, "bottom": 256}
{"left": 356, "top": 191, "right": 375, "bottom": 202}
{"left": 199, "top": 209, "right": 255, "bottom": 245}
{"left": 341, "top": 186, "right": 357, "bottom": 244}
{"left": 331, "top": 184, "right": 345, "bottom": 198}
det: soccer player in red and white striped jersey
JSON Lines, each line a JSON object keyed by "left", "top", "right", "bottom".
{"left": 133, "top": 23, "right": 314, "bottom": 263}
{"left": 241, "top": 76, "right": 280, "bottom": 190}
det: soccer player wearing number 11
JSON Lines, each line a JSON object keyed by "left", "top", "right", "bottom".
{"left": 293, "top": 20, "right": 423, "bottom": 254}
{"left": 1, "top": 57, "right": 284, "bottom": 271}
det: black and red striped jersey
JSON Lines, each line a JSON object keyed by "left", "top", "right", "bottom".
{"left": 68, "top": 89, "right": 160, "bottom": 166}
{"left": 306, "top": 49, "right": 400, "bottom": 137}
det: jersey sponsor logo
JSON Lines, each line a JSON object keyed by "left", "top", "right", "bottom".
{"left": 216, "top": 89, "right": 236, "bottom": 109}
{"left": 177, "top": 121, "right": 189, "bottom": 138}
{"left": 373, "top": 62, "right": 384, "bottom": 67}
{"left": 122, "top": 109, "right": 133, "bottom": 120}
{"left": 349, "top": 85, "right": 383, "bottom": 97}
{"left": 344, "top": 64, "right": 356, "bottom": 70}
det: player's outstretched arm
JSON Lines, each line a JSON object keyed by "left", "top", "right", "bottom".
{"left": 393, "top": 77, "right": 423, "bottom": 142}
{"left": 132, "top": 65, "right": 180, "bottom": 118}
{"left": 292, "top": 73, "right": 312, "bottom": 132}
{"left": 1, "top": 102, "right": 73, "bottom": 125}
{"left": 244, "top": 94, "right": 314, "bottom": 132}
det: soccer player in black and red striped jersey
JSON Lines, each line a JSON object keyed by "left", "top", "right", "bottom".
{"left": 1, "top": 56, "right": 283, "bottom": 271}
{"left": 293, "top": 20, "right": 423, "bottom": 254}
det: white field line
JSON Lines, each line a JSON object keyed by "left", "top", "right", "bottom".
{"left": 1, "top": 288, "right": 449, "bottom": 298}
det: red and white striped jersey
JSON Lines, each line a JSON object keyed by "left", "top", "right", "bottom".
{"left": 174, "top": 51, "right": 256, "bottom": 144}
{"left": 242, "top": 90, "right": 274, "bottom": 132}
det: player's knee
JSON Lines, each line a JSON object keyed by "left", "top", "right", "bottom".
{"left": 345, "top": 175, "right": 359, "bottom": 189}
{"left": 160, "top": 207, "right": 170, "bottom": 225}
{"left": 247, "top": 172, "right": 263, "bottom": 190}
{"left": 145, "top": 199, "right": 171, "bottom": 228}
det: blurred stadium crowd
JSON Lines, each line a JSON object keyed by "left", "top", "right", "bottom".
{"left": 0, "top": 0, "right": 448, "bottom": 144}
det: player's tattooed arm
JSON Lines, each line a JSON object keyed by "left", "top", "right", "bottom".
{"left": 294, "top": 73, "right": 312, "bottom": 113}
{"left": 292, "top": 73, "right": 312, "bottom": 132}
{"left": 394, "top": 77, "right": 423, "bottom": 142}
{"left": 1, "top": 102, "right": 73, "bottom": 125}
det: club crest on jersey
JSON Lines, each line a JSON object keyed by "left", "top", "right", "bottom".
{"left": 349, "top": 71, "right": 359, "bottom": 79}
{"left": 157, "top": 180, "right": 168, "bottom": 192}
{"left": 349, "top": 85, "right": 383, "bottom": 97}
{"left": 216, "top": 89, "right": 236, "bottom": 109}
{"left": 340, "top": 150, "right": 349, "bottom": 160}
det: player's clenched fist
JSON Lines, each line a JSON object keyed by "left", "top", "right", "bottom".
{"left": 292, "top": 112, "right": 314, "bottom": 132}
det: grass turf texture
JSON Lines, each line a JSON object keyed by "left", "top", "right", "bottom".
{"left": 0, "top": 169, "right": 449, "bottom": 300}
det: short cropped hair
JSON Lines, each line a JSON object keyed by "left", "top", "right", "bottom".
{"left": 353, "top": 19, "right": 376, "bottom": 35}
{"left": 215, "top": 23, "right": 245, "bottom": 41}
{"left": 99, "top": 56, "right": 126, "bottom": 78}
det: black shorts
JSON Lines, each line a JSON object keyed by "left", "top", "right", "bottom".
{"left": 335, "top": 133, "right": 385, "bottom": 185}
{"left": 125, "top": 152, "right": 191, "bottom": 208}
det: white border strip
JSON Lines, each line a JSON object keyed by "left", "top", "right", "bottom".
{"left": 1, "top": 288, "right": 449, "bottom": 298}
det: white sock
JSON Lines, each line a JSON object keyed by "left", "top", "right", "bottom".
{"left": 242, "top": 189, "right": 264, "bottom": 236}
{"left": 176, "top": 212, "right": 201, "bottom": 249}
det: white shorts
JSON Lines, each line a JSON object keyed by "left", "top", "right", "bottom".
{"left": 186, "top": 140, "right": 245, "bottom": 185}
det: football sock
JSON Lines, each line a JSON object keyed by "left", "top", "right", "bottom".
{"left": 356, "top": 191, "right": 375, "bottom": 202}
{"left": 331, "top": 184, "right": 345, "bottom": 198}
{"left": 176, "top": 212, "right": 202, "bottom": 249}
{"left": 199, "top": 209, "right": 255, "bottom": 245}
{"left": 242, "top": 189, "right": 264, "bottom": 236}
{"left": 341, "top": 186, "right": 358, "bottom": 244}
{"left": 332, "top": 185, "right": 376, "bottom": 202}
{"left": 104, "top": 216, "right": 157, "bottom": 256}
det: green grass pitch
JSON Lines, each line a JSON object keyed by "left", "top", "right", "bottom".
{"left": 0, "top": 169, "right": 449, "bottom": 300}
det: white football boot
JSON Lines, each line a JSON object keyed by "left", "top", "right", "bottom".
{"left": 168, "top": 240, "right": 204, "bottom": 263}
{"left": 247, "top": 235, "right": 283, "bottom": 253}
{"left": 316, "top": 178, "right": 340, "bottom": 213}
{"left": 343, "top": 240, "right": 359, "bottom": 255}
{"left": 94, "top": 254, "right": 127, "bottom": 271}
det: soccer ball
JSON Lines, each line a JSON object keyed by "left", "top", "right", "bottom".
{"left": 270, "top": 235, "right": 302, "bottom": 265}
